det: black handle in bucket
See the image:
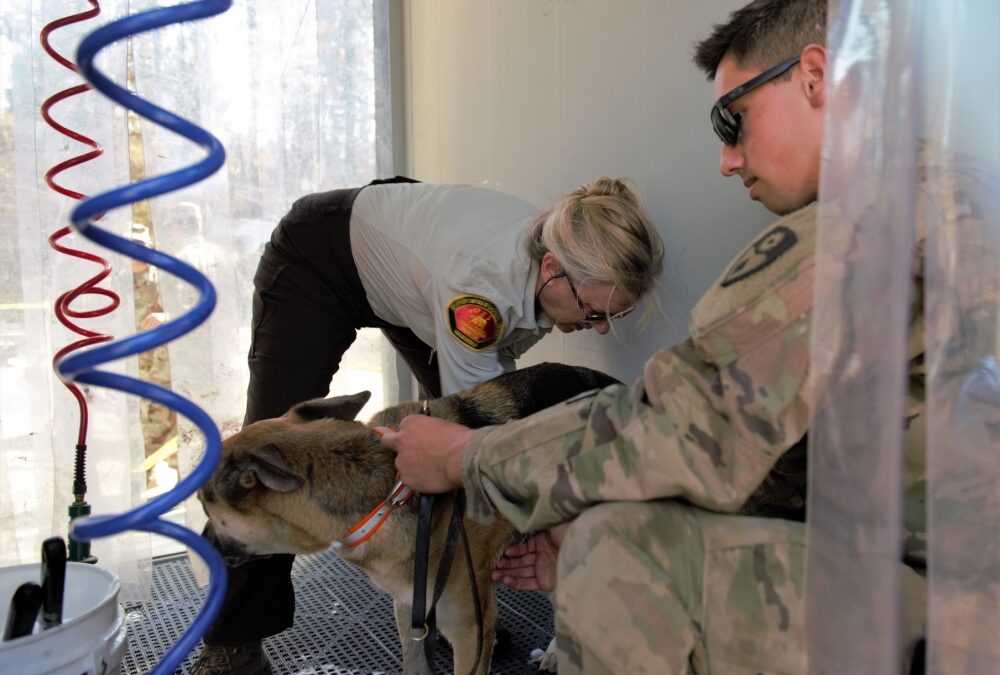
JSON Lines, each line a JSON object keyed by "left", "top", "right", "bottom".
{"left": 41, "top": 537, "right": 67, "bottom": 629}
{"left": 3, "top": 582, "right": 42, "bottom": 641}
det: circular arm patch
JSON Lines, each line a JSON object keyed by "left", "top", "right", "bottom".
{"left": 447, "top": 295, "right": 505, "bottom": 350}
{"left": 720, "top": 225, "right": 798, "bottom": 287}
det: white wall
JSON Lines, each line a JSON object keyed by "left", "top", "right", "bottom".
{"left": 401, "top": 0, "right": 774, "bottom": 384}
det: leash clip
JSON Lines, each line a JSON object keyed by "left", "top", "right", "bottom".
{"left": 341, "top": 474, "right": 415, "bottom": 548}
{"left": 388, "top": 479, "right": 414, "bottom": 507}
{"left": 409, "top": 624, "right": 430, "bottom": 641}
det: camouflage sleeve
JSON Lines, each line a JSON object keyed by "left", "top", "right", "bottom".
{"left": 461, "top": 206, "right": 819, "bottom": 531}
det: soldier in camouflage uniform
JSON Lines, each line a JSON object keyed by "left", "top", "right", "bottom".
{"left": 380, "top": 1, "right": 991, "bottom": 672}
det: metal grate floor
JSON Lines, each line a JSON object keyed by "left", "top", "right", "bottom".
{"left": 121, "top": 547, "right": 554, "bottom": 674}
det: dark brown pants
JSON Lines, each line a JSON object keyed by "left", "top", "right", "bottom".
{"left": 205, "top": 177, "right": 439, "bottom": 645}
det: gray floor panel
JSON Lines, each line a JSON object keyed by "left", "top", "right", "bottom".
{"left": 120, "top": 547, "right": 554, "bottom": 674}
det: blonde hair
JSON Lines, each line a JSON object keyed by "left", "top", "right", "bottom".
{"left": 526, "top": 177, "right": 664, "bottom": 319}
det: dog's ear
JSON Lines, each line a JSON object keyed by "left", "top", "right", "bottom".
{"left": 288, "top": 392, "right": 372, "bottom": 421}
{"left": 242, "top": 443, "right": 305, "bottom": 493}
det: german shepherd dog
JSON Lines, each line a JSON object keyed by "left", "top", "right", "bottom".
{"left": 199, "top": 362, "right": 619, "bottom": 675}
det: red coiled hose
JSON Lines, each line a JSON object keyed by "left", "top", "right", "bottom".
{"left": 39, "top": 2, "right": 117, "bottom": 475}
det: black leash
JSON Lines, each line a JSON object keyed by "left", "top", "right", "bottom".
{"left": 443, "top": 490, "right": 484, "bottom": 672}
{"left": 409, "top": 403, "right": 485, "bottom": 675}
{"left": 411, "top": 493, "right": 435, "bottom": 645}
{"left": 409, "top": 400, "right": 439, "bottom": 669}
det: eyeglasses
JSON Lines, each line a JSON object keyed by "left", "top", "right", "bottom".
{"left": 554, "top": 272, "right": 634, "bottom": 324}
{"left": 710, "top": 56, "right": 801, "bottom": 146}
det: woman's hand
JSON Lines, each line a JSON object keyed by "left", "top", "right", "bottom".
{"left": 377, "top": 415, "right": 475, "bottom": 493}
{"left": 490, "top": 523, "right": 569, "bottom": 592}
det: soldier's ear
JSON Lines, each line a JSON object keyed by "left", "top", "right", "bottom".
{"left": 288, "top": 392, "right": 371, "bottom": 422}
{"left": 800, "top": 44, "right": 827, "bottom": 108}
{"left": 241, "top": 443, "right": 304, "bottom": 493}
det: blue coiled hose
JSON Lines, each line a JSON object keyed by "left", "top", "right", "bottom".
{"left": 56, "top": 2, "right": 232, "bottom": 673}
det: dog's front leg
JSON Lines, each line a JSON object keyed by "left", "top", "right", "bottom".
{"left": 436, "top": 587, "right": 498, "bottom": 675}
{"left": 393, "top": 599, "right": 435, "bottom": 675}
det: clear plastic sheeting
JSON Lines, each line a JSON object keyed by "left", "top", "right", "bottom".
{"left": 921, "top": 0, "right": 1000, "bottom": 671}
{"left": 805, "top": 1, "right": 917, "bottom": 672}
{"left": 1, "top": 0, "right": 393, "bottom": 594}
{"left": 0, "top": 0, "right": 150, "bottom": 595}
{"left": 123, "top": 0, "right": 394, "bottom": 546}
{"left": 807, "top": 1, "right": 1000, "bottom": 673}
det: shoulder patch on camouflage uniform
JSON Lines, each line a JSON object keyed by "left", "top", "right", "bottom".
{"left": 447, "top": 295, "right": 505, "bottom": 351}
{"left": 691, "top": 205, "right": 816, "bottom": 367}
{"left": 721, "top": 225, "right": 798, "bottom": 287}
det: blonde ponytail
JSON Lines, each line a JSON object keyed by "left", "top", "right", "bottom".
{"left": 527, "top": 177, "right": 664, "bottom": 315}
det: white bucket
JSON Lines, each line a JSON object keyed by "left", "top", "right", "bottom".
{"left": 0, "top": 562, "right": 127, "bottom": 675}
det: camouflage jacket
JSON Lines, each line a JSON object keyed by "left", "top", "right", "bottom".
{"left": 461, "top": 203, "right": 822, "bottom": 530}
{"left": 460, "top": 152, "right": 995, "bottom": 570}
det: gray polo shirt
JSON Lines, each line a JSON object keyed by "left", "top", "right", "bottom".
{"left": 350, "top": 182, "right": 554, "bottom": 394}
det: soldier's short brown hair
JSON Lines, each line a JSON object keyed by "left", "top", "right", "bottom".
{"left": 693, "top": 0, "right": 827, "bottom": 79}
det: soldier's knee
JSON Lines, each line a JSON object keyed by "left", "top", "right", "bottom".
{"left": 560, "top": 500, "right": 695, "bottom": 571}
{"left": 558, "top": 503, "right": 629, "bottom": 578}
{"left": 570, "top": 499, "right": 689, "bottom": 536}
{"left": 563, "top": 502, "right": 638, "bottom": 552}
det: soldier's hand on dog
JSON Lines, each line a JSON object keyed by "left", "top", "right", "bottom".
{"left": 378, "top": 415, "right": 474, "bottom": 493}
{"left": 491, "top": 523, "right": 568, "bottom": 592}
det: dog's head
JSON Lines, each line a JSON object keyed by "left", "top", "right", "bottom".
{"left": 199, "top": 391, "right": 398, "bottom": 559}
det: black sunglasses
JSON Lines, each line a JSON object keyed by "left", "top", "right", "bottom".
{"left": 555, "top": 272, "right": 634, "bottom": 324}
{"left": 710, "top": 56, "right": 801, "bottom": 146}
